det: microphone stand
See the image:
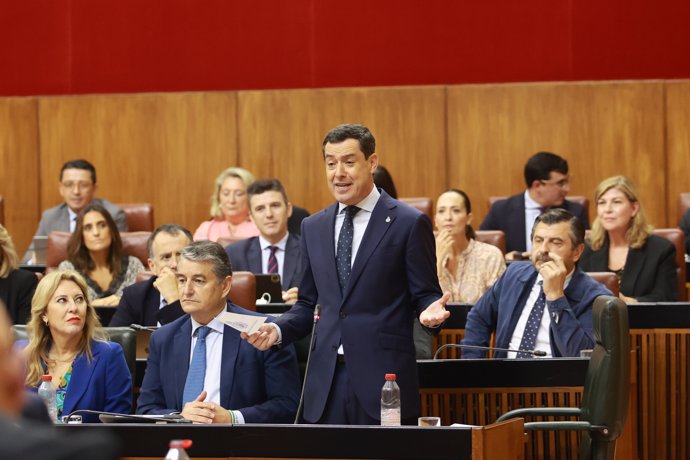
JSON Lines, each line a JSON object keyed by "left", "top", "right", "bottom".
{"left": 433, "top": 343, "right": 548, "bottom": 360}
{"left": 293, "top": 304, "right": 320, "bottom": 424}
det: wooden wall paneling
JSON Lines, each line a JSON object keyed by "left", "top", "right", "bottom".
{"left": 0, "top": 98, "right": 40, "bottom": 254}
{"left": 37, "top": 92, "right": 238, "bottom": 235}
{"left": 237, "top": 87, "right": 448, "bottom": 215}
{"left": 447, "top": 81, "right": 667, "bottom": 227}
{"left": 665, "top": 81, "right": 690, "bottom": 226}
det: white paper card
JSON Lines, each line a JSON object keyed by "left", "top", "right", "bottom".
{"left": 219, "top": 312, "right": 266, "bottom": 334}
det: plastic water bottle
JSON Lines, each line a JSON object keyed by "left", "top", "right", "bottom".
{"left": 165, "top": 439, "right": 192, "bottom": 460}
{"left": 380, "top": 373, "right": 401, "bottom": 426}
{"left": 37, "top": 374, "right": 58, "bottom": 423}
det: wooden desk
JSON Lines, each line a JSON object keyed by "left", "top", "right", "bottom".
{"left": 58, "top": 420, "right": 525, "bottom": 460}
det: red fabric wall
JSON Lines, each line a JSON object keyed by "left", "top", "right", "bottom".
{"left": 2, "top": 0, "right": 689, "bottom": 96}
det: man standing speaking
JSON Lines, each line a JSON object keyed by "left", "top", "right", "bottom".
{"left": 244, "top": 124, "right": 449, "bottom": 425}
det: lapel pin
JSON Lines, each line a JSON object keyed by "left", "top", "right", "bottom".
{"left": 385, "top": 216, "right": 391, "bottom": 223}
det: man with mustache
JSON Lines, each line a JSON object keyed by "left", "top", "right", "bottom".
{"left": 463, "top": 209, "right": 611, "bottom": 358}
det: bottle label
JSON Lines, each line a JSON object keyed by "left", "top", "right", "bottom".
{"left": 381, "top": 408, "right": 401, "bottom": 426}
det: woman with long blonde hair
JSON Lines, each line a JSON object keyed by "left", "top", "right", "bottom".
{"left": 20, "top": 270, "right": 132, "bottom": 422}
{"left": 579, "top": 175, "right": 677, "bottom": 302}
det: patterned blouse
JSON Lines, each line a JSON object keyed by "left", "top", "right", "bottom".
{"left": 58, "top": 256, "right": 144, "bottom": 300}
{"left": 55, "top": 365, "right": 73, "bottom": 421}
{"left": 438, "top": 239, "right": 506, "bottom": 304}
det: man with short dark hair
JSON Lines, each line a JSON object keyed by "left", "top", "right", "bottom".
{"left": 480, "top": 152, "right": 589, "bottom": 258}
{"left": 136, "top": 241, "right": 300, "bottom": 424}
{"left": 26, "top": 160, "right": 127, "bottom": 261}
{"left": 225, "top": 179, "right": 303, "bottom": 304}
{"left": 110, "top": 224, "right": 193, "bottom": 327}
{"left": 244, "top": 124, "right": 449, "bottom": 425}
{"left": 463, "top": 209, "right": 611, "bottom": 358}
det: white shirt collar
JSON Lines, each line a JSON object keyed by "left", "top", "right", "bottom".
{"left": 259, "top": 232, "right": 289, "bottom": 252}
{"left": 190, "top": 309, "right": 226, "bottom": 336}
{"left": 524, "top": 189, "right": 542, "bottom": 211}
{"left": 337, "top": 185, "right": 380, "bottom": 214}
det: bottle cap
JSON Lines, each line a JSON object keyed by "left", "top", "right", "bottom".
{"left": 385, "top": 373, "right": 396, "bottom": 380}
{"left": 169, "top": 439, "right": 193, "bottom": 449}
{"left": 41, "top": 375, "right": 52, "bottom": 381}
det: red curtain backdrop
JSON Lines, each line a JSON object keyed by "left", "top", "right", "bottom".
{"left": 1, "top": 0, "right": 689, "bottom": 96}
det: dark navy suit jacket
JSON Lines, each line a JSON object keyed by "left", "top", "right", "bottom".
{"left": 110, "top": 276, "right": 184, "bottom": 327}
{"left": 480, "top": 193, "right": 590, "bottom": 253}
{"left": 225, "top": 234, "right": 304, "bottom": 290}
{"left": 24, "top": 340, "right": 133, "bottom": 423}
{"left": 275, "top": 190, "right": 443, "bottom": 422}
{"left": 462, "top": 262, "right": 611, "bottom": 358}
{"left": 136, "top": 302, "right": 300, "bottom": 423}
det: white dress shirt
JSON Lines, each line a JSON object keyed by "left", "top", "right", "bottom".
{"left": 333, "top": 186, "right": 381, "bottom": 265}
{"left": 68, "top": 208, "right": 78, "bottom": 232}
{"left": 523, "top": 190, "right": 542, "bottom": 252}
{"left": 189, "top": 311, "right": 245, "bottom": 423}
{"left": 507, "top": 272, "right": 573, "bottom": 358}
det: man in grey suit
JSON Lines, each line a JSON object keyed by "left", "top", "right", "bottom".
{"left": 26, "top": 159, "right": 127, "bottom": 260}
{"left": 225, "top": 179, "right": 303, "bottom": 304}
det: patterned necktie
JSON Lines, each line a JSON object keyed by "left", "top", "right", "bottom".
{"left": 517, "top": 282, "right": 546, "bottom": 358}
{"left": 182, "top": 326, "right": 210, "bottom": 404}
{"left": 267, "top": 246, "right": 279, "bottom": 274}
{"left": 336, "top": 206, "right": 360, "bottom": 293}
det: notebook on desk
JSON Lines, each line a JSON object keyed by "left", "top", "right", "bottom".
{"left": 255, "top": 274, "right": 283, "bottom": 304}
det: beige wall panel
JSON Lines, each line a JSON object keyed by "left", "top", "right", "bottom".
{"left": 447, "top": 81, "right": 667, "bottom": 227}
{"left": 0, "top": 98, "right": 40, "bottom": 253}
{"left": 237, "top": 87, "right": 447, "bottom": 214}
{"left": 37, "top": 92, "right": 238, "bottom": 235}
{"left": 665, "top": 81, "right": 690, "bottom": 226}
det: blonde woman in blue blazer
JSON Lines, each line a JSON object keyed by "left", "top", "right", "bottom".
{"left": 21, "top": 270, "right": 132, "bottom": 423}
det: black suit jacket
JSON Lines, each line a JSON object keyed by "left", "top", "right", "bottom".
{"left": 110, "top": 276, "right": 184, "bottom": 327}
{"left": 225, "top": 234, "right": 304, "bottom": 290}
{"left": 0, "top": 269, "right": 38, "bottom": 324}
{"left": 579, "top": 234, "right": 678, "bottom": 302}
{"left": 480, "top": 192, "right": 590, "bottom": 253}
{"left": 288, "top": 206, "right": 310, "bottom": 236}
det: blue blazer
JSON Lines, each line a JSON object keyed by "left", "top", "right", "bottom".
{"left": 275, "top": 190, "right": 443, "bottom": 422}
{"left": 136, "top": 302, "right": 300, "bottom": 423}
{"left": 225, "top": 234, "right": 304, "bottom": 290}
{"left": 110, "top": 276, "right": 184, "bottom": 327}
{"left": 462, "top": 262, "right": 612, "bottom": 358}
{"left": 480, "top": 193, "right": 590, "bottom": 253}
{"left": 24, "top": 340, "right": 132, "bottom": 423}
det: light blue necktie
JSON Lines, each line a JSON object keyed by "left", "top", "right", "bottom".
{"left": 182, "top": 326, "right": 210, "bottom": 404}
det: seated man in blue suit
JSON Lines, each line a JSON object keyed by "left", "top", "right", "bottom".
{"left": 463, "top": 209, "right": 611, "bottom": 358}
{"left": 110, "top": 224, "right": 192, "bottom": 327}
{"left": 225, "top": 179, "right": 304, "bottom": 304}
{"left": 480, "top": 152, "right": 589, "bottom": 260}
{"left": 136, "top": 240, "right": 300, "bottom": 424}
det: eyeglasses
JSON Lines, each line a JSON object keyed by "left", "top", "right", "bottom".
{"left": 60, "top": 181, "right": 93, "bottom": 191}
{"left": 540, "top": 177, "right": 570, "bottom": 189}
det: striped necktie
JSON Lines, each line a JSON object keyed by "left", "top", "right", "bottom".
{"left": 267, "top": 246, "right": 279, "bottom": 274}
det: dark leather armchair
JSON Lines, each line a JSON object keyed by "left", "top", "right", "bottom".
{"left": 652, "top": 228, "right": 687, "bottom": 301}
{"left": 228, "top": 271, "right": 256, "bottom": 311}
{"left": 399, "top": 197, "right": 433, "bottom": 221}
{"left": 497, "top": 295, "right": 630, "bottom": 460}
{"left": 46, "top": 231, "right": 151, "bottom": 270}
{"left": 586, "top": 272, "right": 620, "bottom": 297}
{"left": 105, "top": 327, "right": 137, "bottom": 383}
{"left": 117, "top": 203, "right": 155, "bottom": 232}
{"left": 475, "top": 230, "right": 506, "bottom": 254}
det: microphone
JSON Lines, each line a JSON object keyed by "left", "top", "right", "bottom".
{"left": 433, "top": 343, "right": 548, "bottom": 359}
{"left": 294, "top": 304, "right": 321, "bottom": 424}
{"left": 129, "top": 324, "right": 158, "bottom": 332}
{"left": 63, "top": 409, "right": 192, "bottom": 424}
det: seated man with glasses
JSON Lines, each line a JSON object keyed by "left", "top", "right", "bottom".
{"left": 480, "top": 152, "right": 589, "bottom": 260}
{"left": 27, "top": 159, "right": 127, "bottom": 259}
